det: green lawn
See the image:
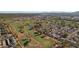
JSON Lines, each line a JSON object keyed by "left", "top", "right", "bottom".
{"left": 24, "top": 26, "right": 54, "bottom": 48}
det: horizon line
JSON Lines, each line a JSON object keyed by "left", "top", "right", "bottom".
{"left": 0, "top": 11, "right": 77, "bottom": 13}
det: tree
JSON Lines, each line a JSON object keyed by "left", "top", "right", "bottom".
{"left": 62, "top": 33, "right": 68, "bottom": 38}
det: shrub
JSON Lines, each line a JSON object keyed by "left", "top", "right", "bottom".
{"left": 34, "top": 32, "right": 41, "bottom": 36}
{"left": 21, "top": 38, "right": 29, "bottom": 46}
{"left": 40, "top": 35, "right": 45, "bottom": 38}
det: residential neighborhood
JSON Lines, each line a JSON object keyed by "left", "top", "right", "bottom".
{"left": 0, "top": 12, "right": 79, "bottom": 48}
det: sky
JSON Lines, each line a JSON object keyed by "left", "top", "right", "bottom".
{"left": 0, "top": 0, "right": 79, "bottom": 12}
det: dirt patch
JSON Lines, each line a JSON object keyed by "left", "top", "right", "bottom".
{"left": 17, "top": 32, "right": 25, "bottom": 40}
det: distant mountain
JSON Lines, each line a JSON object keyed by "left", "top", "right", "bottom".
{"left": 38, "top": 11, "right": 79, "bottom": 16}
{"left": 0, "top": 11, "right": 79, "bottom": 16}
